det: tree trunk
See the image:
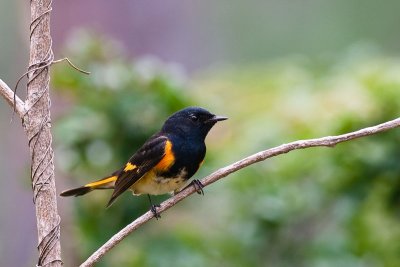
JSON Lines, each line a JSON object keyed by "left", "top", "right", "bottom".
{"left": 24, "top": 0, "right": 62, "bottom": 266}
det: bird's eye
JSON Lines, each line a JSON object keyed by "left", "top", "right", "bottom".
{"left": 189, "top": 114, "right": 198, "bottom": 122}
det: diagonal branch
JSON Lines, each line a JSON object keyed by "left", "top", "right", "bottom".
{"left": 0, "top": 79, "right": 25, "bottom": 118}
{"left": 80, "top": 117, "right": 400, "bottom": 267}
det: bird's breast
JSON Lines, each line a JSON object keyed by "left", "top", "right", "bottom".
{"left": 130, "top": 168, "right": 189, "bottom": 195}
{"left": 130, "top": 137, "right": 205, "bottom": 196}
{"left": 166, "top": 137, "right": 206, "bottom": 178}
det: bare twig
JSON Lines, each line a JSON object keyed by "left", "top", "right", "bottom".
{"left": 13, "top": 57, "right": 89, "bottom": 119}
{"left": 80, "top": 117, "right": 400, "bottom": 267}
{"left": 52, "top": 57, "right": 91, "bottom": 75}
{"left": 0, "top": 79, "right": 25, "bottom": 118}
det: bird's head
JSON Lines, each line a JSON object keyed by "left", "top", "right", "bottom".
{"left": 162, "top": 107, "right": 227, "bottom": 140}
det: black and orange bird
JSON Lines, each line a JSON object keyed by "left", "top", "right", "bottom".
{"left": 60, "top": 107, "right": 227, "bottom": 218}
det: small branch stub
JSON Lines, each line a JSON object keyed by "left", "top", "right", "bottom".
{"left": 0, "top": 79, "right": 25, "bottom": 118}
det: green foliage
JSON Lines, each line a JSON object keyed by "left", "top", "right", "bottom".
{"left": 53, "top": 32, "right": 400, "bottom": 267}
{"left": 52, "top": 30, "right": 192, "bottom": 263}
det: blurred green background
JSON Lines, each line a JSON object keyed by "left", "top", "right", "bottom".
{"left": 1, "top": 1, "right": 400, "bottom": 267}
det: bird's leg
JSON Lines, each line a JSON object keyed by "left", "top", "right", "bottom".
{"left": 174, "top": 179, "right": 205, "bottom": 195}
{"left": 189, "top": 179, "right": 204, "bottom": 195}
{"left": 147, "top": 194, "right": 161, "bottom": 219}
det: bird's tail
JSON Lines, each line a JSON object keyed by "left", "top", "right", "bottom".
{"left": 60, "top": 175, "right": 118, "bottom": 197}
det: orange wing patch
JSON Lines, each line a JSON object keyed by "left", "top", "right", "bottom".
{"left": 154, "top": 140, "right": 175, "bottom": 171}
{"left": 124, "top": 162, "right": 137, "bottom": 172}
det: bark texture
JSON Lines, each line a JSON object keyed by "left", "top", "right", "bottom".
{"left": 24, "top": 0, "right": 62, "bottom": 266}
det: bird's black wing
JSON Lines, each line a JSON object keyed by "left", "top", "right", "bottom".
{"left": 106, "top": 134, "right": 168, "bottom": 207}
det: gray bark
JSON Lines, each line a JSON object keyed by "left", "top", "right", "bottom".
{"left": 23, "top": 0, "right": 62, "bottom": 266}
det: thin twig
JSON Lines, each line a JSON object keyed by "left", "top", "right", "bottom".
{"left": 80, "top": 117, "right": 400, "bottom": 267}
{"left": 0, "top": 78, "right": 25, "bottom": 118}
{"left": 12, "top": 56, "right": 89, "bottom": 119}
{"left": 52, "top": 57, "right": 90, "bottom": 75}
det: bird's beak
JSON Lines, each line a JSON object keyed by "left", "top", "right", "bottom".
{"left": 207, "top": 115, "right": 228, "bottom": 123}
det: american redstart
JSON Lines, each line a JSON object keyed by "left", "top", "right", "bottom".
{"left": 60, "top": 107, "right": 227, "bottom": 218}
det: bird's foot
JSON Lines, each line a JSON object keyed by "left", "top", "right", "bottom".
{"left": 190, "top": 179, "right": 204, "bottom": 195}
{"left": 147, "top": 194, "right": 161, "bottom": 219}
{"left": 150, "top": 204, "right": 161, "bottom": 220}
